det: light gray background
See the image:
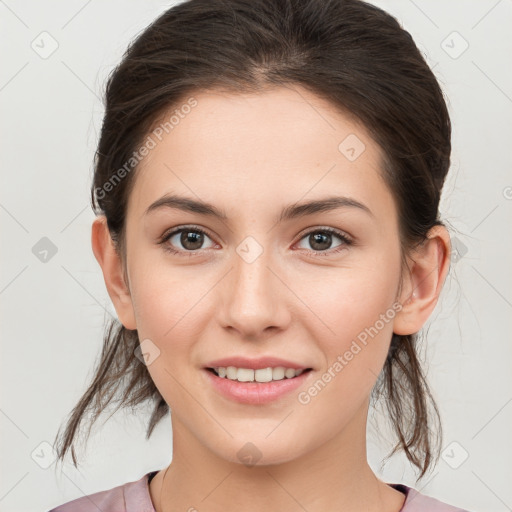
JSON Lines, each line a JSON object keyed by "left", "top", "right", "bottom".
{"left": 1, "top": 1, "right": 511, "bottom": 511}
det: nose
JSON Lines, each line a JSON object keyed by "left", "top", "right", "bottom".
{"left": 219, "top": 240, "right": 291, "bottom": 340}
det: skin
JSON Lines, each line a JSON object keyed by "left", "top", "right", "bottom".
{"left": 92, "top": 85, "right": 450, "bottom": 512}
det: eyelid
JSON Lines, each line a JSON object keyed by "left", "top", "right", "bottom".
{"left": 296, "top": 225, "right": 354, "bottom": 244}
{"left": 159, "top": 224, "right": 214, "bottom": 241}
{"left": 158, "top": 224, "right": 218, "bottom": 252}
{"left": 158, "top": 224, "right": 354, "bottom": 257}
{"left": 293, "top": 226, "right": 354, "bottom": 257}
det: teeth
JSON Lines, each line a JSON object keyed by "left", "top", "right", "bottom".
{"left": 213, "top": 366, "right": 305, "bottom": 382}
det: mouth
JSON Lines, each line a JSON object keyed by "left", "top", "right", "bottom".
{"left": 205, "top": 366, "right": 313, "bottom": 382}
{"left": 203, "top": 366, "right": 314, "bottom": 404}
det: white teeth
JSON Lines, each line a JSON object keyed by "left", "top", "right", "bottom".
{"left": 285, "top": 368, "right": 296, "bottom": 379}
{"left": 272, "top": 367, "right": 285, "bottom": 380}
{"left": 254, "top": 367, "right": 273, "bottom": 382}
{"left": 213, "top": 366, "right": 306, "bottom": 382}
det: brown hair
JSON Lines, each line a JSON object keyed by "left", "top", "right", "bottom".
{"left": 53, "top": 0, "right": 451, "bottom": 482}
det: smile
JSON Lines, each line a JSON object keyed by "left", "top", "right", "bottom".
{"left": 203, "top": 367, "right": 313, "bottom": 404}
{"left": 208, "top": 366, "right": 311, "bottom": 382}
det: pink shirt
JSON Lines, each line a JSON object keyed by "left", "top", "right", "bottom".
{"left": 48, "top": 471, "right": 471, "bottom": 511}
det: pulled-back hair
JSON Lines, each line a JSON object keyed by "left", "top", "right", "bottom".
{"left": 53, "top": 0, "right": 451, "bottom": 482}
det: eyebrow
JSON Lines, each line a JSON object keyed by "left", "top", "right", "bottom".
{"left": 144, "top": 193, "right": 374, "bottom": 223}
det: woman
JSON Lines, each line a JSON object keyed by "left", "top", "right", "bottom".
{"left": 49, "top": 0, "right": 472, "bottom": 510}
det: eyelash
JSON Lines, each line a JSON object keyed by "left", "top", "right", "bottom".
{"left": 158, "top": 224, "right": 353, "bottom": 258}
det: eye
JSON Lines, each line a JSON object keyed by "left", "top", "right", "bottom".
{"left": 158, "top": 225, "right": 216, "bottom": 255}
{"left": 295, "top": 227, "right": 353, "bottom": 256}
{"left": 158, "top": 225, "right": 353, "bottom": 258}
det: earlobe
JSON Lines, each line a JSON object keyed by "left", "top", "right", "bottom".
{"left": 91, "top": 216, "right": 137, "bottom": 330}
{"left": 393, "top": 225, "right": 451, "bottom": 336}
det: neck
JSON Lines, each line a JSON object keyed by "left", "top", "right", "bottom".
{"left": 150, "top": 400, "right": 405, "bottom": 512}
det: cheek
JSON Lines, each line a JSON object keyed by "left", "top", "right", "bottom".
{"left": 130, "top": 275, "right": 180, "bottom": 339}
{"left": 127, "top": 246, "right": 201, "bottom": 338}
{"left": 127, "top": 257, "right": 213, "bottom": 375}
{"left": 298, "top": 257, "right": 400, "bottom": 368}
{"left": 294, "top": 273, "right": 399, "bottom": 420}
{"left": 128, "top": 267, "right": 207, "bottom": 406}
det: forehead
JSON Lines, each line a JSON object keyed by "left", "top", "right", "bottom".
{"left": 128, "top": 85, "right": 394, "bottom": 220}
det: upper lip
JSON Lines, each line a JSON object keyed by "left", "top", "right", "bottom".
{"left": 205, "top": 356, "right": 312, "bottom": 370}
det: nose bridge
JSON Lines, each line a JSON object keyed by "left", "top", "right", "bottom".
{"left": 221, "top": 234, "right": 288, "bottom": 335}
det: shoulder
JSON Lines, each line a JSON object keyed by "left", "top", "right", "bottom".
{"left": 390, "top": 483, "right": 474, "bottom": 512}
{"left": 47, "top": 471, "right": 157, "bottom": 512}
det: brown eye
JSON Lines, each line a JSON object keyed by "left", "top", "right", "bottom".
{"left": 160, "top": 226, "right": 215, "bottom": 254}
{"left": 308, "top": 232, "right": 335, "bottom": 251}
{"left": 178, "top": 230, "right": 205, "bottom": 250}
{"left": 296, "top": 228, "right": 352, "bottom": 255}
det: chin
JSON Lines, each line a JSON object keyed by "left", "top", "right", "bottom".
{"left": 213, "top": 437, "right": 305, "bottom": 468}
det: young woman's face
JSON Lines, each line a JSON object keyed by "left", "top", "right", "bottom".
{"left": 122, "top": 86, "right": 404, "bottom": 464}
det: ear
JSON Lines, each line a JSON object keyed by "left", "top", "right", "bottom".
{"left": 393, "top": 224, "right": 451, "bottom": 336}
{"left": 91, "top": 216, "right": 137, "bottom": 330}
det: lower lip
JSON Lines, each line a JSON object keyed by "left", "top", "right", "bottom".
{"left": 202, "top": 368, "right": 312, "bottom": 405}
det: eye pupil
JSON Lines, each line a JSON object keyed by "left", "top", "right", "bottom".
{"left": 181, "top": 230, "right": 203, "bottom": 250}
{"left": 310, "top": 232, "right": 331, "bottom": 251}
